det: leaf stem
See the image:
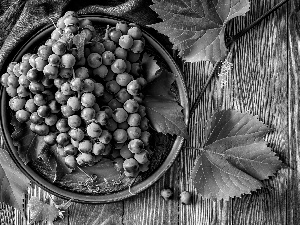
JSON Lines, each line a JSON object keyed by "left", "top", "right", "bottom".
{"left": 226, "top": 0, "right": 289, "bottom": 48}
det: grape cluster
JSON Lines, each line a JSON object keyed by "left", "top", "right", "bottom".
{"left": 1, "top": 12, "right": 152, "bottom": 178}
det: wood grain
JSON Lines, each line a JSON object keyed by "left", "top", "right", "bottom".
{"left": 3, "top": 0, "right": 298, "bottom": 224}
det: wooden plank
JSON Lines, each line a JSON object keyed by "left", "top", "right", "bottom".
{"left": 68, "top": 202, "right": 123, "bottom": 225}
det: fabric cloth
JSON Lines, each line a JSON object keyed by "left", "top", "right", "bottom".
{"left": 0, "top": 0, "right": 159, "bottom": 72}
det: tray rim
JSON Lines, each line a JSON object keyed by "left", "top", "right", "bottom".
{"left": 0, "top": 14, "right": 189, "bottom": 203}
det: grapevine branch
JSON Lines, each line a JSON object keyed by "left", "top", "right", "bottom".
{"left": 189, "top": 0, "right": 289, "bottom": 116}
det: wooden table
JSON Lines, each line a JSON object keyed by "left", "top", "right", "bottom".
{"left": 1, "top": 0, "right": 299, "bottom": 224}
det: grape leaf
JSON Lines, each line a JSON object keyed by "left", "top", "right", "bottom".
{"left": 191, "top": 110, "right": 283, "bottom": 200}
{"left": 141, "top": 52, "right": 160, "bottom": 82}
{"left": 11, "top": 117, "right": 49, "bottom": 165}
{"left": 28, "top": 196, "right": 71, "bottom": 225}
{"left": 0, "top": 148, "right": 30, "bottom": 217}
{"left": 143, "top": 69, "right": 188, "bottom": 138}
{"left": 149, "top": 0, "right": 250, "bottom": 63}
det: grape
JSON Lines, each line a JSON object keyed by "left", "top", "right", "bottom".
{"left": 43, "top": 64, "right": 59, "bottom": 79}
{"left": 101, "top": 106, "right": 113, "bottom": 117}
{"left": 37, "top": 45, "right": 52, "bottom": 60}
{"left": 68, "top": 115, "right": 82, "bottom": 128}
{"left": 97, "top": 130, "right": 112, "bottom": 144}
{"left": 15, "top": 109, "right": 30, "bottom": 123}
{"left": 120, "top": 145, "right": 134, "bottom": 159}
{"left": 127, "top": 26, "right": 142, "bottom": 39}
{"left": 131, "top": 63, "right": 143, "bottom": 77}
{"left": 44, "top": 133, "right": 57, "bottom": 145}
{"left": 139, "top": 161, "right": 150, "bottom": 172}
{"left": 134, "top": 150, "right": 149, "bottom": 164}
{"left": 115, "top": 88, "right": 131, "bottom": 104}
{"left": 87, "top": 53, "right": 102, "bottom": 68}
{"left": 115, "top": 73, "right": 132, "bottom": 87}
{"left": 29, "top": 54, "right": 38, "bottom": 68}
{"left": 93, "top": 103, "right": 100, "bottom": 112}
{"left": 131, "top": 40, "right": 144, "bottom": 53}
{"left": 76, "top": 153, "right": 94, "bottom": 166}
{"left": 113, "top": 128, "right": 127, "bottom": 143}
{"left": 67, "top": 96, "right": 81, "bottom": 111}
{"left": 64, "top": 16, "right": 79, "bottom": 27}
{"left": 30, "top": 112, "right": 44, "bottom": 124}
{"left": 111, "top": 149, "right": 121, "bottom": 158}
{"left": 57, "top": 145, "right": 67, "bottom": 157}
{"left": 108, "top": 99, "right": 123, "bottom": 111}
{"left": 136, "top": 77, "right": 147, "bottom": 87}
{"left": 79, "top": 18, "right": 93, "bottom": 28}
{"left": 7, "top": 74, "right": 19, "bottom": 88}
{"left": 140, "top": 117, "right": 149, "bottom": 131}
{"left": 127, "top": 113, "right": 141, "bottom": 127}
{"left": 124, "top": 99, "right": 139, "bottom": 113}
{"left": 34, "top": 123, "right": 50, "bottom": 136}
{"left": 112, "top": 108, "right": 128, "bottom": 123}
{"left": 100, "top": 91, "right": 113, "bottom": 103}
{"left": 90, "top": 41, "right": 105, "bottom": 54}
{"left": 75, "top": 57, "right": 86, "bottom": 66}
{"left": 116, "top": 21, "right": 129, "bottom": 34}
{"left": 27, "top": 68, "right": 42, "bottom": 82}
{"left": 19, "top": 61, "right": 31, "bottom": 76}
{"left": 127, "top": 126, "right": 141, "bottom": 139}
{"left": 103, "top": 40, "right": 116, "bottom": 52}
{"left": 93, "top": 64, "right": 108, "bottom": 78}
{"left": 54, "top": 77, "right": 67, "bottom": 88}
{"left": 128, "top": 139, "right": 144, "bottom": 154}
{"left": 56, "top": 133, "right": 70, "bottom": 147}
{"left": 64, "top": 144, "right": 78, "bottom": 156}
{"left": 64, "top": 25, "right": 78, "bottom": 34}
{"left": 109, "top": 28, "right": 122, "bottom": 43}
{"left": 41, "top": 77, "right": 53, "bottom": 88}
{"left": 65, "top": 155, "right": 77, "bottom": 169}
{"left": 45, "top": 114, "right": 58, "bottom": 126}
{"left": 102, "top": 51, "right": 115, "bottom": 66}
{"left": 111, "top": 59, "right": 126, "bottom": 74}
{"left": 87, "top": 122, "right": 102, "bottom": 138}
{"left": 106, "top": 80, "right": 120, "bottom": 94}
{"left": 104, "top": 69, "right": 115, "bottom": 81}
{"left": 35, "top": 57, "right": 48, "bottom": 71}
{"left": 82, "top": 28, "right": 94, "bottom": 44}
{"left": 82, "top": 79, "right": 95, "bottom": 92}
{"left": 59, "top": 68, "right": 73, "bottom": 79}
{"left": 48, "top": 54, "right": 61, "bottom": 66}
{"left": 17, "top": 86, "right": 30, "bottom": 97}
{"left": 92, "top": 142, "right": 106, "bottom": 155}
{"left": 7, "top": 62, "right": 17, "bottom": 75}
{"left": 6, "top": 86, "right": 17, "bottom": 97}
{"left": 81, "top": 107, "right": 96, "bottom": 121}
{"left": 118, "top": 121, "right": 129, "bottom": 130}
{"left": 125, "top": 60, "right": 132, "bottom": 73}
{"left": 75, "top": 67, "right": 89, "bottom": 79}
{"left": 9, "top": 97, "right": 26, "bottom": 111}
{"left": 123, "top": 158, "right": 139, "bottom": 173}
{"left": 81, "top": 93, "right": 96, "bottom": 107}
{"left": 78, "top": 140, "right": 93, "bottom": 153}
{"left": 1, "top": 73, "right": 10, "bottom": 87}
{"left": 12, "top": 63, "right": 22, "bottom": 77}
{"left": 51, "top": 28, "right": 63, "bottom": 41}
{"left": 114, "top": 47, "right": 127, "bottom": 60}
{"left": 56, "top": 118, "right": 70, "bottom": 132}
{"left": 37, "top": 105, "right": 51, "bottom": 118}
{"left": 127, "top": 52, "right": 140, "bottom": 63}
{"left": 69, "top": 128, "right": 85, "bottom": 142}
{"left": 61, "top": 54, "right": 76, "bottom": 68}
{"left": 22, "top": 53, "right": 32, "bottom": 63}
{"left": 61, "top": 105, "right": 75, "bottom": 117}
{"left": 69, "top": 78, "right": 81, "bottom": 92}
{"left": 127, "top": 80, "right": 141, "bottom": 96}
{"left": 64, "top": 11, "right": 78, "bottom": 18}
{"left": 114, "top": 142, "right": 124, "bottom": 150}
{"left": 119, "top": 35, "right": 133, "bottom": 49}
{"left": 93, "top": 83, "right": 105, "bottom": 97}
{"left": 49, "top": 100, "right": 60, "bottom": 113}
{"left": 61, "top": 82, "right": 74, "bottom": 95}
{"left": 25, "top": 99, "right": 38, "bottom": 113}
{"left": 95, "top": 111, "right": 108, "bottom": 126}
{"left": 114, "top": 157, "right": 124, "bottom": 171}
{"left": 34, "top": 94, "right": 47, "bottom": 106}
{"left": 52, "top": 41, "right": 67, "bottom": 56}
{"left": 140, "top": 131, "right": 151, "bottom": 146}
{"left": 45, "top": 39, "right": 56, "bottom": 47}
{"left": 105, "top": 118, "right": 117, "bottom": 132}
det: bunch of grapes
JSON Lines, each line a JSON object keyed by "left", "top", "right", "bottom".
{"left": 0, "top": 12, "right": 153, "bottom": 178}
